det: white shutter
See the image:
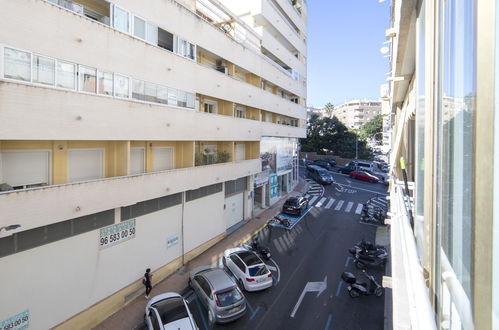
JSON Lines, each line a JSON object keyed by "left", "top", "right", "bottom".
{"left": 68, "top": 149, "right": 104, "bottom": 182}
{"left": 153, "top": 147, "right": 174, "bottom": 171}
{"left": 0, "top": 150, "right": 50, "bottom": 187}
{"left": 130, "top": 147, "right": 145, "bottom": 175}
{"left": 235, "top": 144, "right": 245, "bottom": 161}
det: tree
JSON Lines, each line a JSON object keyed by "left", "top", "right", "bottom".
{"left": 324, "top": 102, "right": 334, "bottom": 117}
{"left": 359, "top": 115, "right": 383, "bottom": 143}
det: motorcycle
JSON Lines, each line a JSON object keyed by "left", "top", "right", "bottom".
{"left": 341, "top": 270, "right": 383, "bottom": 298}
{"left": 353, "top": 250, "right": 388, "bottom": 269}
{"left": 246, "top": 236, "right": 271, "bottom": 260}
{"left": 348, "top": 240, "right": 387, "bottom": 257}
{"left": 272, "top": 215, "right": 291, "bottom": 228}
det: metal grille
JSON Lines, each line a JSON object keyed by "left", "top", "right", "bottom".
{"left": 121, "top": 193, "right": 182, "bottom": 221}
{"left": 225, "top": 177, "right": 247, "bottom": 197}
{"left": 186, "top": 183, "right": 223, "bottom": 202}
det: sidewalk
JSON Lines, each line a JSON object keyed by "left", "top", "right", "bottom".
{"left": 93, "top": 178, "right": 309, "bottom": 330}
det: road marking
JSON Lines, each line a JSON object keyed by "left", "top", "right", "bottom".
{"left": 355, "top": 203, "right": 364, "bottom": 214}
{"left": 309, "top": 196, "right": 319, "bottom": 205}
{"left": 249, "top": 306, "right": 261, "bottom": 320}
{"left": 283, "top": 235, "right": 293, "bottom": 248}
{"left": 324, "top": 314, "right": 333, "bottom": 330}
{"left": 325, "top": 198, "right": 335, "bottom": 209}
{"left": 269, "top": 258, "right": 281, "bottom": 285}
{"left": 335, "top": 281, "right": 344, "bottom": 297}
{"left": 315, "top": 197, "right": 327, "bottom": 207}
{"left": 334, "top": 200, "right": 344, "bottom": 211}
{"left": 279, "top": 236, "right": 289, "bottom": 250}
{"left": 345, "top": 202, "right": 354, "bottom": 213}
{"left": 266, "top": 264, "right": 277, "bottom": 272}
{"left": 304, "top": 194, "right": 310, "bottom": 199}
{"left": 273, "top": 238, "right": 284, "bottom": 253}
{"left": 290, "top": 276, "right": 328, "bottom": 318}
{"left": 336, "top": 183, "right": 388, "bottom": 195}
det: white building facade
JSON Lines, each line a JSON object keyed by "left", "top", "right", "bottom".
{"left": 333, "top": 100, "right": 382, "bottom": 129}
{"left": 0, "top": 0, "right": 307, "bottom": 328}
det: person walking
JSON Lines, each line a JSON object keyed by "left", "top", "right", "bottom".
{"left": 143, "top": 268, "right": 153, "bottom": 299}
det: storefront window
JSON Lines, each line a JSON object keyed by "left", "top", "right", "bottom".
{"left": 437, "top": 0, "right": 476, "bottom": 300}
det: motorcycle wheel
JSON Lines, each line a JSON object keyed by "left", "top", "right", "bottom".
{"left": 375, "top": 287, "right": 383, "bottom": 297}
{"left": 355, "top": 261, "right": 365, "bottom": 269}
{"left": 349, "top": 288, "right": 361, "bottom": 298}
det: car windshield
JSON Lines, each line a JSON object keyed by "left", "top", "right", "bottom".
{"left": 284, "top": 199, "right": 298, "bottom": 206}
{"left": 152, "top": 297, "right": 188, "bottom": 325}
{"left": 215, "top": 288, "right": 243, "bottom": 307}
{"left": 248, "top": 265, "right": 268, "bottom": 276}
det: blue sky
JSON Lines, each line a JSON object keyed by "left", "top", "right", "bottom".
{"left": 306, "top": 0, "right": 390, "bottom": 108}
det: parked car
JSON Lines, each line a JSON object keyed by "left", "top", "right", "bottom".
{"left": 337, "top": 163, "right": 358, "bottom": 175}
{"left": 223, "top": 247, "right": 273, "bottom": 292}
{"left": 307, "top": 164, "right": 334, "bottom": 184}
{"left": 189, "top": 266, "right": 246, "bottom": 324}
{"left": 282, "top": 196, "right": 309, "bottom": 216}
{"left": 144, "top": 292, "right": 198, "bottom": 330}
{"left": 311, "top": 159, "right": 334, "bottom": 171}
{"left": 317, "top": 158, "right": 337, "bottom": 166}
{"left": 349, "top": 170, "right": 380, "bottom": 183}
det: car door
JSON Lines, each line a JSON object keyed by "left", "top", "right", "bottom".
{"left": 193, "top": 275, "right": 210, "bottom": 306}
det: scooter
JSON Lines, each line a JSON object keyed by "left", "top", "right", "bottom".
{"left": 348, "top": 240, "right": 387, "bottom": 257}
{"left": 249, "top": 236, "right": 271, "bottom": 260}
{"left": 354, "top": 250, "right": 388, "bottom": 269}
{"left": 272, "top": 215, "right": 291, "bottom": 228}
{"left": 341, "top": 270, "right": 383, "bottom": 298}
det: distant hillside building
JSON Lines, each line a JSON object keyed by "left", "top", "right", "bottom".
{"left": 306, "top": 106, "right": 326, "bottom": 119}
{"left": 332, "top": 100, "right": 382, "bottom": 129}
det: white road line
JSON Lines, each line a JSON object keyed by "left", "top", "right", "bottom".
{"left": 308, "top": 189, "right": 322, "bottom": 193}
{"left": 295, "top": 225, "right": 303, "bottom": 234}
{"left": 279, "top": 236, "right": 289, "bottom": 250}
{"left": 304, "top": 194, "right": 310, "bottom": 199}
{"left": 325, "top": 199, "right": 335, "bottom": 209}
{"left": 315, "top": 197, "right": 327, "bottom": 207}
{"left": 334, "top": 200, "right": 344, "bottom": 211}
{"left": 345, "top": 202, "right": 354, "bottom": 213}
{"left": 309, "top": 196, "right": 319, "bottom": 205}
{"left": 335, "top": 183, "right": 389, "bottom": 195}
{"left": 355, "top": 203, "right": 364, "bottom": 214}
{"left": 283, "top": 235, "right": 293, "bottom": 248}
{"left": 273, "top": 238, "right": 284, "bottom": 253}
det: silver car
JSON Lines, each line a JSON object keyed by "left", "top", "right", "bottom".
{"left": 189, "top": 266, "right": 246, "bottom": 324}
{"left": 144, "top": 292, "right": 198, "bottom": 330}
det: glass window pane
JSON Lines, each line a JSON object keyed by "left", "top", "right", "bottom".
{"left": 132, "top": 79, "right": 145, "bottom": 100}
{"left": 133, "top": 16, "right": 145, "bottom": 39}
{"left": 177, "top": 90, "right": 187, "bottom": 107}
{"left": 113, "top": 6, "right": 129, "bottom": 33}
{"left": 56, "top": 60, "right": 76, "bottom": 90}
{"left": 4, "top": 47, "right": 31, "bottom": 81}
{"left": 146, "top": 22, "right": 158, "bottom": 45}
{"left": 114, "top": 74, "right": 129, "bottom": 98}
{"left": 98, "top": 71, "right": 113, "bottom": 96}
{"left": 144, "top": 82, "right": 157, "bottom": 103}
{"left": 78, "top": 65, "right": 97, "bottom": 93}
{"left": 33, "top": 55, "right": 55, "bottom": 86}
{"left": 186, "top": 93, "right": 195, "bottom": 109}
{"left": 157, "top": 85, "right": 168, "bottom": 104}
{"left": 168, "top": 87, "right": 177, "bottom": 105}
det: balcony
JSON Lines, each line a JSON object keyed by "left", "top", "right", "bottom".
{"left": 260, "top": 29, "right": 306, "bottom": 77}
{"left": 274, "top": 0, "right": 306, "bottom": 33}
{"left": 0, "top": 159, "right": 261, "bottom": 234}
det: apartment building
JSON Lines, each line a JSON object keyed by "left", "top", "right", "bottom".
{"left": 386, "top": 0, "right": 497, "bottom": 329}
{"left": 332, "top": 100, "right": 382, "bottom": 129}
{"left": 0, "top": 0, "right": 307, "bottom": 328}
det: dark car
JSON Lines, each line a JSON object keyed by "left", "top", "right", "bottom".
{"left": 316, "top": 158, "right": 337, "bottom": 167}
{"left": 282, "top": 196, "right": 309, "bottom": 216}
{"left": 312, "top": 159, "right": 334, "bottom": 170}
{"left": 337, "top": 163, "right": 357, "bottom": 174}
{"left": 349, "top": 170, "right": 380, "bottom": 183}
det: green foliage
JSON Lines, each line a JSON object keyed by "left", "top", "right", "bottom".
{"left": 359, "top": 115, "right": 383, "bottom": 142}
{"left": 216, "top": 150, "right": 231, "bottom": 163}
{"left": 300, "top": 115, "right": 372, "bottom": 159}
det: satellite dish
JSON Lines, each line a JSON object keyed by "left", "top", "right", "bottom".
{"left": 380, "top": 46, "right": 390, "bottom": 54}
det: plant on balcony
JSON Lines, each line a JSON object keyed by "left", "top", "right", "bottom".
{"left": 216, "top": 150, "right": 231, "bottom": 163}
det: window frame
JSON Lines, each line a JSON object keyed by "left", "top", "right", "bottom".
{"left": 112, "top": 5, "right": 131, "bottom": 34}
{"left": 32, "top": 53, "right": 56, "bottom": 87}
{"left": 204, "top": 99, "right": 218, "bottom": 114}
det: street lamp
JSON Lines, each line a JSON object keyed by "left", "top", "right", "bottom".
{"left": 0, "top": 224, "right": 21, "bottom": 232}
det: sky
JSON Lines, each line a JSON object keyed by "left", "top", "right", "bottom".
{"left": 306, "top": 0, "right": 391, "bottom": 108}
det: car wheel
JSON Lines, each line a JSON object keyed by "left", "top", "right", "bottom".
{"left": 208, "top": 309, "right": 216, "bottom": 325}
{"left": 349, "top": 288, "right": 361, "bottom": 298}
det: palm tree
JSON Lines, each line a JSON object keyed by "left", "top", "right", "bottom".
{"left": 324, "top": 102, "right": 334, "bottom": 118}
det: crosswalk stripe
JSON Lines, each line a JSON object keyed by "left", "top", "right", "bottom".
{"left": 345, "top": 202, "right": 354, "bottom": 213}
{"left": 355, "top": 203, "right": 364, "bottom": 214}
{"left": 304, "top": 194, "right": 310, "bottom": 199}
{"left": 315, "top": 197, "right": 327, "bottom": 207}
{"left": 309, "top": 196, "right": 319, "bottom": 205}
{"left": 334, "top": 200, "right": 344, "bottom": 211}
{"left": 279, "top": 236, "right": 290, "bottom": 249}
{"left": 325, "top": 198, "right": 335, "bottom": 209}
{"left": 283, "top": 235, "right": 293, "bottom": 248}
{"left": 273, "top": 238, "right": 284, "bottom": 253}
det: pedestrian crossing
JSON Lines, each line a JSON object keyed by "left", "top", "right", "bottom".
{"left": 305, "top": 195, "right": 364, "bottom": 214}
{"left": 305, "top": 178, "right": 324, "bottom": 198}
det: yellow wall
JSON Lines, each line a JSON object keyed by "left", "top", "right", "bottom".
{"left": 199, "top": 95, "right": 234, "bottom": 117}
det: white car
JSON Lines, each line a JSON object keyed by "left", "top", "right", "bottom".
{"left": 223, "top": 247, "right": 273, "bottom": 292}
{"left": 144, "top": 292, "right": 198, "bottom": 330}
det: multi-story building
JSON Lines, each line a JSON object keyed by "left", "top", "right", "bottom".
{"left": 306, "top": 106, "right": 326, "bottom": 119}
{"left": 0, "top": 0, "right": 307, "bottom": 328}
{"left": 332, "top": 99, "right": 382, "bottom": 130}
{"left": 385, "top": 0, "right": 497, "bottom": 329}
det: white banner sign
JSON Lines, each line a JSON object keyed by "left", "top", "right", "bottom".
{"left": 0, "top": 310, "right": 29, "bottom": 330}
{"left": 99, "top": 219, "right": 136, "bottom": 249}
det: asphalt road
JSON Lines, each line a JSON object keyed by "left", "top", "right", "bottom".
{"left": 181, "top": 167, "right": 389, "bottom": 330}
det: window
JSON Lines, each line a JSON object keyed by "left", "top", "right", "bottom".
{"left": 114, "top": 74, "right": 129, "bottom": 98}
{"left": 235, "top": 106, "right": 246, "bottom": 118}
{"left": 146, "top": 22, "right": 158, "bottom": 45}
{"left": 177, "top": 90, "right": 187, "bottom": 107}
{"left": 113, "top": 5, "right": 130, "bottom": 33}
{"left": 235, "top": 144, "right": 245, "bottom": 161}
{"left": 133, "top": 16, "right": 146, "bottom": 39}
{"left": 153, "top": 147, "right": 174, "bottom": 171}
{"left": 157, "top": 85, "right": 168, "bottom": 104}
{"left": 4, "top": 47, "right": 31, "bottom": 81}
{"left": 98, "top": 71, "right": 113, "bottom": 96}
{"left": 144, "top": 82, "right": 157, "bottom": 103}
{"left": 0, "top": 150, "right": 50, "bottom": 188}
{"left": 175, "top": 36, "right": 196, "bottom": 60}
{"left": 56, "top": 60, "right": 76, "bottom": 90}
{"left": 67, "top": 148, "right": 104, "bottom": 182}
{"left": 168, "top": 87, "right": 177, "bottom": 105}
{"left": 130, "top": 147, "right": 145, "bottom": 175}
{"left": 158, "top": 28, "right": 174, "bottom": 51}
{"left": 265, "top": 112, "right": 272, "bottom": 122}
{"left": 204, "top": 100, "right": 217, "bottom": 114}
{"left": 78, "top": 65, "right": 97, "bottom": 93}
{"left": 231, "top": 255, "right": 246, "bottom": 272}
{"left": 186, "top": 93, "right": 196, "bottom": 109}
{"left": 132, "top": 79, "right": 145, "bottom": 100}
{"left": 32, "top": 55, "right": 55, "bottom": 86}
